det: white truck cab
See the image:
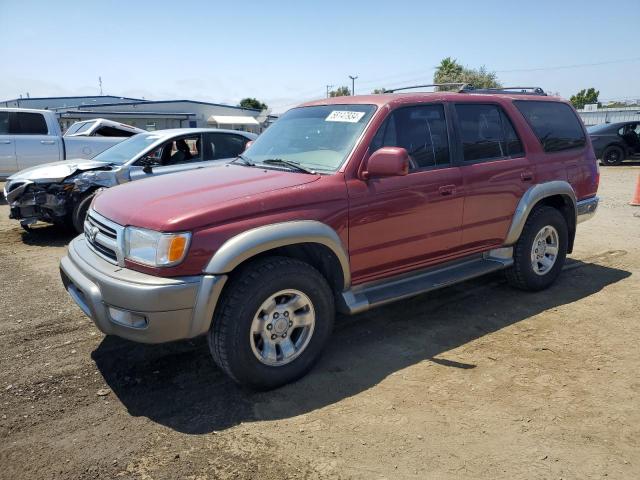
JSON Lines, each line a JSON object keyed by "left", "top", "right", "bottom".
{"left": 0, "top": 108, "right": 142, "bottom": 178}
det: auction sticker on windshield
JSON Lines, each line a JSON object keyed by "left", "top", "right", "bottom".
{"left": 325, "top": 111, "right": 366, "bottom": 123}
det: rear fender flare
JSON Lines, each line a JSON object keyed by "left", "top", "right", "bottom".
{"left": 504, "top": 181, "right": 576, "bottom": 246}
{"left": 203, "top": 220, "right": 351, "bottom": 288}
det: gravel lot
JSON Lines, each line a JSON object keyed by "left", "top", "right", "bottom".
{"left": 1, "top": 166, "right": 639, "bottom": 480}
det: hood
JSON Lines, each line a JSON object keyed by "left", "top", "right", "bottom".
{"left": 93, "top": 164, "right": 321, "bottom": 231}
{"left": 7, "top": 159, "right": 114, "bottom": 183}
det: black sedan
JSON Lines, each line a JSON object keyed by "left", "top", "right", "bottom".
{"left": 588, "top": 121, "right": 640, "bottom": 166}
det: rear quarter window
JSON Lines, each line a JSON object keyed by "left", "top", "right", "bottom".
{"left": 514, "top": 101, "right": 585, "bottom": 152}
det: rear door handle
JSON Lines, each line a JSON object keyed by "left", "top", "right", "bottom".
{"left": 40, "top": 140, "right": 56, "bottom": 145}
{"left": 439, "top": 184, "right": 457, "bottom": 196}
{"left": 520, "top": 171, "right": 533, "bottom": 182}
{"left": 0, "top": 140, "right": 11, "bottom": 144}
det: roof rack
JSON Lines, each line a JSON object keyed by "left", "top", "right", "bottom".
{"left": 382, "top": 83, "right": 470, "bottom": 93}
{"left": 461, "top": 86, "right": 547, "bottom": 96}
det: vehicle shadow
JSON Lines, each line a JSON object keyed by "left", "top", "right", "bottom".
{"left": 92, "top": 258, "right": 630, "bottom": 434}
{"left": 20, "top": 224, "right": 77, "bottom": 247}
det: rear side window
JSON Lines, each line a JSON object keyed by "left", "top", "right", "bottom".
{"left": 204, "top": 133, "right": 249, "bottom": 160}
{"left": 371, "top": 104, "right": 450, "bottom": 169}
{"left": 455, "top": 104, "right": 524, "bottom": 161}
{"left": 12, "top": 112, "right": 49, "bottom": 135}
{"left": 514, "top": 101, "right": 585, "bottom": 152}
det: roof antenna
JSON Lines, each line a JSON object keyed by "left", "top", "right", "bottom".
{"left": 98, "top": 76, "right": 103, "bottom": 96}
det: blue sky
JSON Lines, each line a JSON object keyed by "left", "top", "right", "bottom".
{"left": 0, "top": 0, "right": 638, "bottom": 113}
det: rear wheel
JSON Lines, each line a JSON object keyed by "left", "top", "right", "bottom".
{"left": 601, "top": 145, "right": 624, "bottom": 166}
{"left": 506, "top": 206, "right": 568, "bottom": 291}
{"left": 208, "top": 256, "right": 334, "bottom": 390}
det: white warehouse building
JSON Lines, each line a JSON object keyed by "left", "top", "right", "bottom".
{"left": 0, "top": 95, "right": 275, "bottom": 133}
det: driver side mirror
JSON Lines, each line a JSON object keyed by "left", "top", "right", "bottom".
{"left": 140, "top": 156, "right": 159, "bottom": 174}
{"left": 361, "top": 147, "right": 409, "bottom": 179}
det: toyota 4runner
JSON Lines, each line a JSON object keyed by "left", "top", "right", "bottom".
{"left": 60, "top": 86, "right": 600, "bottom": 389}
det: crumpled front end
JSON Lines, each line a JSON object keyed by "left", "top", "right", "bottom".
{"left": 4, "top": 167, "right": 121, "bottom": 228}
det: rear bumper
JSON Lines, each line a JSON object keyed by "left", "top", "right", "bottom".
{"left": 577, "top": 196, "right": 599, "bottom": 224}
{"left": 60, "top": 236, "right": 227, "bottom": 343}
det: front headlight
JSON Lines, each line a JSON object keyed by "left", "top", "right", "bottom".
{"left": 124, "top": 227, "right": 191, "bottom": 267}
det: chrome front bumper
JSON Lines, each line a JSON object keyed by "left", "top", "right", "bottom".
{"left": 576, "top": 196, "right": 599, "bottom": 224}
{"left": 60, "top": 236, "right": 227, "bottom": 343}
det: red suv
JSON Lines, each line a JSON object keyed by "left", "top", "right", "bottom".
{"left": 60, "top": 86, "right": 599, "bottom": 389}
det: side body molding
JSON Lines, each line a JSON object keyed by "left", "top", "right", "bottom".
{"left": 504, "top": 180, "right": 577, "bottom": 246}
{"left": 203, "top": 221, "right": 351, "bottom": 288}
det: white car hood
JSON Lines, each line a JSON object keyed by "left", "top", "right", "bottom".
{"left": 7, "top": 159, "right": 114, "bottom": 183}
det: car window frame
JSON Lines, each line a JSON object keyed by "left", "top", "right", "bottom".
{"left": 368, "top": 102, "right": 455, "bottom": 173}
{"left": 8, "top": 111, "right": 50, "bottom": 135}
{"left": 450, "top": 102, "right": 526, "bottom": 165}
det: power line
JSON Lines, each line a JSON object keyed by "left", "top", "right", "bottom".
{"left": 496, "top": 57, "right": 640, "bottom": 73}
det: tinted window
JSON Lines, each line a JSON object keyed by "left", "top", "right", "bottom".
{"left": 13, "top": 112, "right": 48, "bottom": 135}
{"left": 371, "top": 104, "right": 450, "bottom": 169}
{"left": 514, "top": 101, "right": 586, "bottom": 152}
{"left": 455, "top": 104, "right": 523, "bottom": 161}
{"left": 204, "top": 133, "right": 248, "bottom": 160}
{"left": 0, "top": 112, "right": 9, "bottom": 134}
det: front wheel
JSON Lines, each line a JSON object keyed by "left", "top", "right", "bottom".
{"left": 71, "top": 192, "right": 95, "bottom": 233}
{"left": 506, "top": 206, "right": 568, "bottom": 291}
{"left": 208, "top": 256, "right": 334, "bottom": 390}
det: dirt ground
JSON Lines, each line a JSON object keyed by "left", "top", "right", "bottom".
{"left": 1, "top": 166, "right": 639, "bottom": 480}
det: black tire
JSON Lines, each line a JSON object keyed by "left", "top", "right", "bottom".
{"left": 71, "top": 193, "right": 94, "bottom": 233}
{"left": 601, "top": 145, "right": 624, "bottom": 166}
{"left": 208, "top": 256, "right": 334, "bottom": 390}
{"left": 505, "top": 205, "right": 568, "bottom": 291}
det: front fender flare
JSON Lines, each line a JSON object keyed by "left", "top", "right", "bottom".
{"left": 203, "top": 220, "right": 351, "bottom": 288}
{"left": 504, "top": 181, "right": 576, "bottom": 246}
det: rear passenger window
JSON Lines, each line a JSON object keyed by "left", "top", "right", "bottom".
{"left": 514, "top": 100, "right": 586, "bottom": 152}
{"left": 12, "top": 112, "right": 48, "bottom": 135}
{"left": 204, "top": 133, "right": 248, "bottom": 160}
{"left": 455, "top": 104, "right": 524, "bottom": 161}
{"left": 0, "top": 112, "right": 9, "bottom": 134}
{"left": 371, "top": 104, "right": 450, "bottom": 169}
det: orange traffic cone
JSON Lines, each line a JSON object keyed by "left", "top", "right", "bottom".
{"left": 631, "top": 174, "right": 640, "bottom": 206}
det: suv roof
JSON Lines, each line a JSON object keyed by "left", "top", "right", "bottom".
{"left": 301, "top": 89, "right": 565, "bottom": 110}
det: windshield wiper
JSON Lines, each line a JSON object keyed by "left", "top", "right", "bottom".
{"left": 261, "top": 158, "right": 316, "bottom": 174}
{"left": 231, "top": 154, "right": 255, "bottom": 166}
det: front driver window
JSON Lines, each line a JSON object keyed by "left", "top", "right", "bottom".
{"left": 161, "top": 135, "right": 202, "bottom": 165}
{"left": 371, "top": 104, "right": 450, "bottom": 170}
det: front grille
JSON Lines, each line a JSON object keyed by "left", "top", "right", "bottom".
{"left": 84, "top": 210, "right": 124, "bottom": 265}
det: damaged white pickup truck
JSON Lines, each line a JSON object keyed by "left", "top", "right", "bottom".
{"left": 4, "top": 128, "right": 256, "bottom": 232}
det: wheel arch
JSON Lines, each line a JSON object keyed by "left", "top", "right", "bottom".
{"left": 504, "top": 181, "right": 577, "bottom": 253}
{"left": 203, "top": 221, "right": 351, "bottom": 292}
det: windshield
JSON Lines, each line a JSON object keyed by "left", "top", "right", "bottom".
{"left": 245, "top": 104, "right": 376, "bottom": 172}
{"left": 92, "top": 133, "right": 163, "bottom": 165}
{"left": 65, "top": 121, "right": 95, "bottom": 136}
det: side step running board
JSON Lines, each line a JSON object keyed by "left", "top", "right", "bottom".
{"left": 339, "top": 248, "right": 513, "bottom": 315}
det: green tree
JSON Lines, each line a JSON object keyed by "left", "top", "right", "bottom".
{"left": 433, "top": 57, "right": 501, "bottom": 90}
{"left": 329, "top": 86, "right": 351, "bottom": 97}
{"left": 569, "top": 88, "right": 600, "bottom": 109}
{"left": 372, "top": 88, "right": 387, "bottom": 94}
{"left": 239, "top": 97, "right": 268, "bottom": 110}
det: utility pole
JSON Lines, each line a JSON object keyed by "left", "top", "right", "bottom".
{"left": 98, "top": 76, "right": 103, "bottom": 95}
{"left": 326, "top": 84, "right": 334, "bottom": 98}
{"left": 349, "top": 75, "right": 358, "bottom": 96}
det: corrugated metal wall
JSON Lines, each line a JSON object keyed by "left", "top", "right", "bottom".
{"left": 577, "top": 107, "right": 640, "bottom": 126}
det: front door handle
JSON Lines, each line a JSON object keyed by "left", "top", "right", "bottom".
{"left": 0, "top": 140, "right": 11, "bottom": 144}
{"left": 439, "top": 184, "right": 457, "bottom": 196}
{"left": 520, "top": 171, "right": 533, "bottom": 182}
{"left": 40, "top": 140, "right": 56, "bottom": 145}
